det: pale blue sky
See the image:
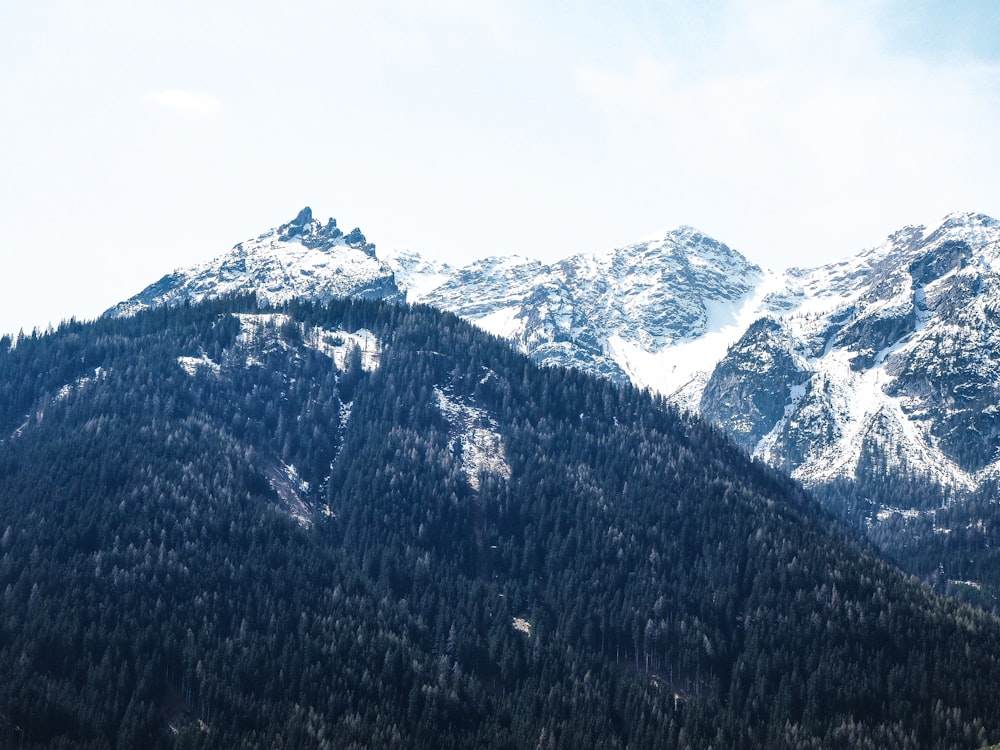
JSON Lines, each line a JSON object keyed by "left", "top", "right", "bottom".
{"left": 2, "top": 0, "right": 999, "bottom": 336}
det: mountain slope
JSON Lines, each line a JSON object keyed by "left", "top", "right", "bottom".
{"left": 394, "top": 227, "right": 764, "bottom": 391}
{"left": 386, "top": 210, "right": 1000, "bottom": 499}
{"left": 3, "top": 297, "right": 1000, "bottom": 748}
{"left": 700, "top": 212, "right": 1000, "bottom": 491}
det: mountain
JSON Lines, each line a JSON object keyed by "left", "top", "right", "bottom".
{"left": 391, "top": 209, "right": 1000, "bottom": 501}
{"left": 390, "top": 211, "right": 1000, "bottom": 501}
{"left": 108, "top": 208, "right": 1000, "bottom": 600}
{"left": 107, "top": 207, "right": 400, "bottom": 318}
{"left": 696, "top": 212, "right": 1000, "bottom": 605}
{"left": 4, "top": 296, "right": 1000, "bottom": 748}
{"left": 699, "top": 212, "right": 1000, "bottom": 492}
{"left": 114, "top": 208, "right": 765, "bottom": 399}
{"left": 392, "top": 228, "right": 763, "bottom": 391}
{"left": 383, "top": 210, "right": 1000, "bottom": 603}
{"left": 110, "top": 209, "right": 1000, "bottom": 483}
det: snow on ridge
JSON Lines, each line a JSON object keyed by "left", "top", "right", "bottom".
{"left": 108, "top": 211, "right": 397, "bottom": 318}
{"left": 636, "top": 225, "right": 688, "bottom": 245}
{"left": 207, "top": 240, "right": 386, "bottom": 302}
{"left": 923, "top": 210, "right": 998, "bottom": 242}
{"left": 380, "top": 249, "right": 454, "bottom": 301}
{"left": 433, "top": 387, "right": 510, "bottom": 491}
{"left": 232, "top": 313, "right": 381, "bottom": 372}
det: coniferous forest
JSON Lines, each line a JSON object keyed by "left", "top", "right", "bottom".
{"left": 2, "top": 296, "right": 1000, "bottom": 748}
{"left": 812, "top": 467, "right": 1000, "bottom": 613}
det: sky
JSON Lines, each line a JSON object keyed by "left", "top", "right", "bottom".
{"left": 2, "top": 0, "right": 999, "bottom": 337}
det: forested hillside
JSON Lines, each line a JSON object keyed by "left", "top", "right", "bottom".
{"left": 815, "top": 473, "right": 1000, "bottom": 611}
{"left": 2, "top": 297, "right": 1000, "bottom": 749}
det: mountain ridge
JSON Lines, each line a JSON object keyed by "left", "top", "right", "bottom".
{"left": 108, "top": 207, "right": 1000, "bottom": 519}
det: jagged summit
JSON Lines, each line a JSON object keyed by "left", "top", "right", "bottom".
{"left": 106, "top": 209, "right": 396, "bottom": 317}
{"left": 271, "top": 207, "right": 375, "bottom": 257}
{"left": 289, "top": 205, "right": 313, "bottom": 227}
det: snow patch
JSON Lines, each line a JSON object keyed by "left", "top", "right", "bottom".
{"left": 433, "top": 387, "right": 510, "bottom": 490}
{"left": 177, "top": 354, "right": 220, "bottom": 376}
{"left": 53, "top": 367, "right": 106, "bottom": 402}
{"left": 405, "top": 271, "right": 451, "bottom": 300}
{"left": 233, "top": 313, "right": 380, "bottom": 372}
{"left": 304, "top": 327, "right": 381, "bottom": 372}
{"left": 948, "top": 579, "right": 982, "bottom": 590}
{"left": 774, "top": 347, "right": 976, "bottom": 490}
{"left": 875, "top": 506, "right": 927, "bottom": 522}
{"left": 10, "top": 367, "right": 110, "bottom": 439}
{"left": 234, "top": 313, "right": 289, "bottom": 367}
{"left": 609, "top": 269, "right": 785, "bottom": 401}
{"left": 381, "top": 248, "right": 454, "bottom": 300}
{"left": 472, "top": 307, "right": 525, "bottom": 340}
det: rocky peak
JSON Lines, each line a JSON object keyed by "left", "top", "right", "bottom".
{"left": 107, "top": 209, "right": 399, "bottom": 317}
{"left": 343, "top": 227, "right": 376, "bottom": 256}
{"left": 274, "top": 207, "right": 368, "bottom": 254}
{"left": 291, "top": 206, "right": 313, "bottom": 227}
{"left": 277, "top": 207, "right": 314, "bottom": 239}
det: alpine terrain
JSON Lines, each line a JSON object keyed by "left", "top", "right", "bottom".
{"left": 111, "top": 209, "right": 1000, "bottom": 602}
{"left": 111, "top": 208, "right": 765, "bottom": 396}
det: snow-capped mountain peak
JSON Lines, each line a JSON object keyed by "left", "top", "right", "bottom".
{"left": 107, "top": 209, "right": 398, "bottom": 317}
{"left": 273, "top": 206, "right": 377, "bottom": 256}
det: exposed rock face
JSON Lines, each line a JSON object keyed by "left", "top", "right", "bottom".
{"left": 698, "top": 212, "right": 1000, "bottom": 491}
{"left": 699, "top": 317, "right": 809, "bottom": 456}
{"left": 398, "top": 228, "right": 763, "bottom": 386}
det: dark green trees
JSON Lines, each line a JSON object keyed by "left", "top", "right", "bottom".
{"left": 1, "top": 295, "right": 1000, "bottom": 748}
